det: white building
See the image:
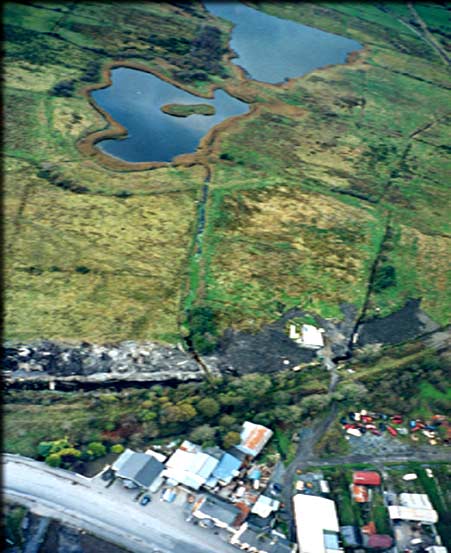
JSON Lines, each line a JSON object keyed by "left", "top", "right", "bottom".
{"left": 301, "top": 324, "right": 325, "bottom": 349}
{"left": 288, "top": 323, "right": 325, "bottom": 349}
{"left": 388, "top": 505, "right": 438, "bottom": 524}
{"left": 251, "top": 494, "right": 280, "bottom": 518}
{"left": 399, "top": 493, "right": 434, "bottom": 510}
{"left": 162, "top": 440, "right": 219, "bottom": 490}
{"left": 234, "top": 421, "right": 273, "bottom": 458}
{"left": 293, "top": 494, "right": 343, "bottom": 553}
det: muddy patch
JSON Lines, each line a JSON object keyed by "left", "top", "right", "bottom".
{"left": 357, "top": 299, "right": 440, "bottom": 347}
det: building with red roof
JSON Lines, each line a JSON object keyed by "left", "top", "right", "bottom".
{"left": 352, "top": 471, "right": 381, "bottom": 486}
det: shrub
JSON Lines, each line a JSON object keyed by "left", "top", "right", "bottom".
{"left": 189, "top": 424, "right": 216, "bottom": 445}
{"left": 197, "top": 398, "right": 220, "bottom": 418}
{"left": 45, "top": 453, "right": 62, "bottom": 467}
{"left": 50, "top": 79, "right": 75, "bottom": 97}
{"left": 86, "top": 442, "right": 106, "bottom": 459}
{"left": 373, "top": 264, "right": 396, "bottom": 293}
{"left": 110, "top": 444, "right": 125, "bottom": 454}
{"left": 222, "top": 431, "right": 241, "bottom": 450}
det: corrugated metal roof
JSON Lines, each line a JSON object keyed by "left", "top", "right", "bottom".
{"left": 236, "top": 421, "right": 273, "bottom": 457}
{"left": 293, "top": 494, "right": 343, "bottom": 553}
{"left": 388, "top": 505, "right": 438, "bottom": 523}
{"left": 352, "top": 471, "right": 381, "bottom": 486}
{"left": 195, "top": 495, "right": 240, "bottom": 527}
{"left": 113, "top": 450, "right": 164, "bottom": 488}
{"left": 164, "top": 445, "right": 219, "bottom": 489}
{"left": 212, "top": 453, "right": 241, "bottom": 484}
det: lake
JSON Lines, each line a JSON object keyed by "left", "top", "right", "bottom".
{"left": 91, "top": 69, "right": 249, "bottom": 163}
{"left": 204, "top": 2, "right": 361, "bottom": 84}
{"left": 92, "top": 3, "right": 361, "bottom": 163}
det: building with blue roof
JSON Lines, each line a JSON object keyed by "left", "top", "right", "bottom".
{"left": 212, "top": 453, "right": 242, "bottom": 486}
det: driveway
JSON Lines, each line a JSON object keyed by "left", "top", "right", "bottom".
{"left": 3, "top": 454, "right": 238, "bottom": 553}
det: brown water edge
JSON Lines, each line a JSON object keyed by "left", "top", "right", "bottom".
{"left": 76, "top": 43, "right": 368, "bottom": 173}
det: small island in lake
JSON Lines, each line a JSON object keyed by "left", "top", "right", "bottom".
{"left": 161, "top": 103, "right": 216, "bottom": 117}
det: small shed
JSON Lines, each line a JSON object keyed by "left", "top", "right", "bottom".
{"left": 352, "top": 471, "right": 381, "bottom": 486}
{"left": 234, "top": 421, "right": 273, "bottom": 458}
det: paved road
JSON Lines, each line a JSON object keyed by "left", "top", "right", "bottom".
{"left": 3, "top": 455, "right": 238, "bottom": 553}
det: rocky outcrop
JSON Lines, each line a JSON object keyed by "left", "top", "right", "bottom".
{"left": 3, "top": 340, "right": 209, "bottom": 384}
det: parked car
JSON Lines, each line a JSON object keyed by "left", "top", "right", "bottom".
{"left": 140, "top": 494, "right": 152, "bottom": 506}
{"left": 387, "top": 425, "right": 398, "bottom": 436}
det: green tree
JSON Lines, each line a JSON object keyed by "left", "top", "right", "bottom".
{"left": 373, "top": 264, "right": 396, "bottom": 293}
{"left": 58, "top": 448, "right": 82, "bottom": 461}
{"left": 189, "top": 424, "right": 216, "bottom": 445}
{"left": 222, "top": 431, "right": 241, "bottom": 450}
{"left": 37, "top": 441, "right": 53, "bottom": 458}
{"left": 110, "top": 444, "right": 125, "bottom": 454}
{"left": 188, "top": 306, "right": 218, "bottom": 354}
{"left": 299, "top": 394, "right": 331, "bottom": 416}
{"left": 37, "top": 438, "right": 70, "bottom": 459}
{"left": 197, "top": 398, "right": 220, "bottom": 418}
{"left": 219, "top": 414, "right": 237, "bottom": 428}
{"left": 232, "top": 373, "right": 272, "bottom": 401}
{"left": 45, "top": 453, "right": 62, "bottom": 467}
{"left": 161, "top": 403, "right": 197, "bottom": 423}
{"left": 86, "top": 442, "right": 106, "bottom": 459}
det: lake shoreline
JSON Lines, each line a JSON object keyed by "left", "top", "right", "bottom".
{"left": 76, "top": 36, "right": 367, "bottom": 171}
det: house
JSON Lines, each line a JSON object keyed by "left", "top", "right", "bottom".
{"left": 206, "top": 452, "right": 242, "bottom": 488}
{"left": 352, "top": 471, "right": 381, "bottom": 486}
{"left": 231, "top": 523, "right": 294, "bottom": 553}
{"left": 111, "top": 448, "right": 164, "bottom": 489}
{"left": 426, "top": 547, "right": 448, "bottom": 553}
{"left": 288, "top": 323, "right": 325, "bottom": 349}
{"left": 301, "top": 324, "right": 325, "bottom": 349}
{"left": 192, "top": 494, "right": 241, "bottom": 531}
{"left": 293, "top": 494, "right": 343, "bottom": 553}
{"left": 251, "top": 495, "right": 280, "bottom": 518}
{"left": 163, "top": 440, "right": 219, "bottom": 490}
{"left": 233, "top": 421, "right": 273, "bottom": 459}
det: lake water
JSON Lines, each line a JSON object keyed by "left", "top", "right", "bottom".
{"left": 92, "top": 68, "right": 249, "bottom": 163}
{"left": 92, "top": 3, "right": 361, "bottom": 163}
{"left": 204, "top": 2, "right": 361, "bottom": 84}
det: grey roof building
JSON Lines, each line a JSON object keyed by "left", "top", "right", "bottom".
{"left": 112, "top": 448, "right": 164, "bottom": 488}
{"left": 192, "top": 494, "right": 241, "bottom": 530}
{"left": 231, "top": 523, "right": 294, "bottom": 553}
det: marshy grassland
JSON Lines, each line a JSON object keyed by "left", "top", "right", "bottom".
{"left": 4, "top": 1, "right": 450, "bottom": 346}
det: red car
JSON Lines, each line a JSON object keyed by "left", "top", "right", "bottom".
{"left": 370, "top": 429, "right": 382, "bottom": 436}
{"left": 387, "top": 425, "right": 398, "bottom": 436}
{"left": 391, "top": 415, "right": 403, "bottom": 424}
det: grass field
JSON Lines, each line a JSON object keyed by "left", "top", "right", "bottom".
{"left": 4, "top": 1, "right": 450, "bottom": 345}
